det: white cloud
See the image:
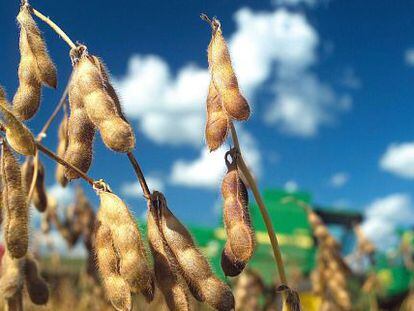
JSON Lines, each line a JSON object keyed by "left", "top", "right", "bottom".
{"left": 405, "top": 48, "right": 414, "bottom": 66}
{"left": 265, "top": 73, "right": 346, "bottom": 136}
{"left": 170, "top": 128, "right": 261, "bottom": 189}
{"left": 361, "top": 194, "right": 414, "bottom": 250}
{"left": 33, "top": 230, "right": 86, "bottom": 258}
{"left": 329, "top": 172, "right": 349, "bottom": 188}
{"left": 47, "top": 183, "right": 75, "bottom": 207}
{"left": 121, "top": 175, "right": 165, "bottom": 198}
{"left": 284, "top": 180, "right": 298, "bottom": 192}
{"left": 230, "top": 8, "right": 318, "bottom": 92}
{"left": 273, "top": 0, "right": 318, "bottom": 6}
{"left": 380, "top": 142, "right": 414, "bottom": 179}
{"left": 114, "top": 57, "right": 209, "bottom": 146}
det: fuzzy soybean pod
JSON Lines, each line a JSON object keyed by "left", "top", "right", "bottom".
{"left": 221, "top": 156, "right": 255, "bottom": 275}
{"left": 21, "top": 157, "right": 48, "bottom": 212}
{"left": 147, "top": 200, "right": 190, "bottom": 311}
{"left": 64, "top": 64, "right": 95, "bottom": 180}
{"left": 24, "top": 255, "right": 49, "bottom": 305}
{"left": 156, "top": 191, "right": 235, "bottom": 311}
{"left": 98, "top": 191, "right": 154, "bottom": 302}
{"left": 95, "top": 221, "right": 132, "bottom": 311}
{"left": 14, "top": 5, "right": 57, "bottom": 120}
{"left": 75, "top": 54, "right": 135, "bottom": 153}
{"left": 55, "top": 111, "right": 68, "bottom": 186}
{"left": 0, "top": 94, "right": 35, "bottom": 156}
{"left": 0, "top": 251, "right": 24, "bottom": 299}
{"left": 221, "top": 243, "right": 246, "bottom": 277}
{"left": 207, "top": 18, "right": 250, "bottom": 121}
{"left": 205, "top": 80, "right": 229, "bottom": 151}
{"left": 2, "top": 142, "right": 29, "bottom": 259}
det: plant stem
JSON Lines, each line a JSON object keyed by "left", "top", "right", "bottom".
{"left": 26, "top": 150, "right": 39, "bottom": 204}
{"left": 35, "top": 142, "right": 95, "bottom": 186}
{"left": 37, "top": 78, "right": 70, "bottom": 141}
{"left": 229, "top": 122, "right": 288, "bottom": 285}
{"left": 127, "top": 152, "right": 151, "bottom": 200}
{"left": 30, "top": 6, "right": 76, "bottom": 49}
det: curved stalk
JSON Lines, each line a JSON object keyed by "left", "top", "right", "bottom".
{"left": 229, "top": 122, "right": 288, "bottom": 285}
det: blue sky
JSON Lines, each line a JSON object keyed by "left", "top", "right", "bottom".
{"left": 1, "top": 0, "right": 414, "bottom": 251}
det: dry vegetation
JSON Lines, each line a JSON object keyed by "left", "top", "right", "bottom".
{"left": 0, "top": 1, "right": 401, "bottom": 311}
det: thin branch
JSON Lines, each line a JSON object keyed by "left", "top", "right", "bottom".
{"left": 26, "top": 150, "right": 39, "bottom": 204}
{"left": 30, "top": 6, "right": 76, "bottom": 49}
{"left": 35, "top": 142, "right": 95, "bottom": 186}
{"left": 127, "top": 152, "right": 151, "bottom": 200}
{"left": 37, "top": 76, "right": 71, "bottom": 141}
{"left": 229, "top": 122, "right": 288, "bottom": 286}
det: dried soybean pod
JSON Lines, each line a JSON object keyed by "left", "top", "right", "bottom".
{"left": 157, "top": 191, "right": 235, "bottom": 311}
{"left": 0, "top": 99, "right": 35, "bottom": 156}
{"left": 17, "top": 5, "right": 57, "bottom": 88}
{"left": 279, "top": 285, "right": 301, "bottom": 311}
{"left": 95, "top": 221, "right": 132, "bottom": 311}
{"left": 14, "top": 5, "right": 56, "bottom": 120}
{"left": 75, "top": 54, "right": 135, "bottom": 152}
{"left": 98, "top": 191, "right": 154, "bottom": 302}
{"left": 64, "top": 54, "right": 95, "bottom": 180}
{"left": 221, "top": 154, "right": 255, "bottom": 266}
{"left": 56, "top": 111, "right": 68, "bottom": 186}
{"left": 2, "top": 142, "right": 29, "bottom": 258}
{"left": 207, "top": 17, "right": 250, "bottom": 121}
{"left": 91, "top": 56, "right": 127, "bottom": 120}
{"left": 221, "top": 243, "right": 246, "bottom": 277}
{"left": 24, "top": 255, "right": 49, "bottom": 305}
{"left": 21, "top": 157, "right": 48, "bottom": 212}
{"left": 148, "top": 199, "right": 190, "bottom": 311}
{"left": 205, "top": 80, "right": 229, "bottom": 151}
{"left": 0, "top": 251, "right": 24, "bottom": 298}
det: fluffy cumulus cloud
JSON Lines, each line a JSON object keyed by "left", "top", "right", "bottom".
{"left": 380, "top": 142, "right": 414, "bottom": 179}
{"left": 170, "top": 128, "right": 261, "bottom": 188}
{"left": 361, "top": 194, "right": 414, "bottom": 250}
{"left": 121, "top": 175, "right": 165, "bottom": 198}
{"left": 114, "top": 57, "right": 209, "bottom": 146}
{"left": 329, "top": 172, "right": 349, "bottom": 188}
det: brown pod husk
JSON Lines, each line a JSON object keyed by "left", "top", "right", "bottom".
{"left": 207, "top": 17, "right": 250, "bottom": 121}
{"left": 73, "top": 52, "right": 135, "bottom": 153}
{"left": 64, "top": 55, "right": 95, "bottom": 180}
{"left": 147, "top": 198, "right": 190, "bottom": 311}
{"left": 221, "top": 157, "right": 255, "bottom": 275}
{"left": 24, "top": 255, "right": 49, "bottom": 305}
{"left": 0, "top": 90, "right": 35, "bottom": 156}
{"left": 220, "top": 243, "right": 246, "bottom": 277}
{"left": 2, "top": 141, "right": 29, "bottom": 258}
{"left": 55, "top": 110, "right": 68, "bottom": 186}
{"left": 156, "top": 191, "right": 235, "bottom": 311}
{"left": 205, "top": 80, "right": 228, "bottom": 151}
{"left": 21, "top": 157, "right": 48, "bottom": 212}
{"left": 278, "top": 285, "right": 302, "bottom": 311}
{"left": 95, "top": 221, "right": 132, "bottom": 311}
{"left": 14, "top": 5, "right": 57, "bottom": 120}
{"left": 0, "top": 251, "right": 24, "bottom": 298}
{"left": 98, "top": 191, "right": 154, "bottom": 302}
